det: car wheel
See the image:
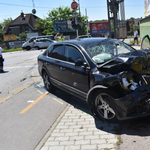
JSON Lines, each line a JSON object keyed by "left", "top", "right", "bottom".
{"left": 26, "top": 46, "right": 31, "bottom": 50}
{"left": 42, "top": 71, "right": 52, "bottom": 92}
{"left": 93, "top": 90, "right": 117, "bottom": 122}
{"left": 35, "top": 46, "right": 39, "bottom": 50}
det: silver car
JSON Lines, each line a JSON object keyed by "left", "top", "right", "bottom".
{"left": 34, "top": 39, "right": 56, "bottom": 50}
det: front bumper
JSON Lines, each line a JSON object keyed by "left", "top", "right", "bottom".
{"left": 114, "top": 84, "right": 150, "bottom": 120}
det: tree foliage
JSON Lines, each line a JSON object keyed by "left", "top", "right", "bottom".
{"left": 2, "top": 18, "right": 12, "bottom": 27}
{"left": 36, "top": 6, "right": 87, "bottom": 35}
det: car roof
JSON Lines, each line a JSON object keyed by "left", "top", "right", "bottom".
{"left": 56, "top": 38, "right": 107, "bottom": 46}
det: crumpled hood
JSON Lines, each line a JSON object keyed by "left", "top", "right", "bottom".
{"left": 99, "top": 49, "right": 150, "bottom": 75}
{"left": 115, "top": 49, "right": 150, "bottom": 74}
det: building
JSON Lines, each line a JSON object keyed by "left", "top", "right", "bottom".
{"left": 3, "top": 13, "right": 42, "bottom": 36}
{"left": 140, "top": 15, "right": 150, "bottom": 41}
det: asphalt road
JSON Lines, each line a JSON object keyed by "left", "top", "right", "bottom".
{"left": 0, "top": 50, "right": 68, "bottom": 150}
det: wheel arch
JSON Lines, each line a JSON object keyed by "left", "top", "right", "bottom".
{"left": 86, "top": 85, "right": 108, "bottom": 108}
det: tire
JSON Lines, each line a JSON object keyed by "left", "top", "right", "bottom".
{"left": 26, "top": 46, "right": 31, "bottom": 50}
{"left": 92, "top": 89, "right": 117, "bottom": 122}
{"left": 35, "top": 46, "right": 39, "bottom": 50}
{"left": 42, "top": 71, "right": 52, "bottom": 92}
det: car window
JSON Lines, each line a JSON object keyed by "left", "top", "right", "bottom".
{"left": 48, "top": 45, "right": 64, "bottom": 60}
{"left": 29, "top": 38, "right": 35, "bottom": 43}
{"left": 64, "top": 45, "right": 85, "bottom": 63}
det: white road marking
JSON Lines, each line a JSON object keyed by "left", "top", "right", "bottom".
{"left": 27, "top": 100, "right": 34, "bottom": 103}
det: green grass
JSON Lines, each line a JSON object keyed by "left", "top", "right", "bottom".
{"left": 3, "top": 47, "right": 23, "bottom": 53}
{"left": 116, "top": 136, "right": 123, "bottom": 145}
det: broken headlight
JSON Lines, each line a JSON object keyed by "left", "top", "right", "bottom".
{"left": 120, "top": 72, "right": 140, "bottom": 91}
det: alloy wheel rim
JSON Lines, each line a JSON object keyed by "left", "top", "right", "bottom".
{"left": 43, "top": 73, "right": 50, "bottom": 90}
{"left": 95, "top": 93, "right": 115, "bottom": 119}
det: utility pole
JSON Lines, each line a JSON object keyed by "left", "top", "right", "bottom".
{"left": 107, "top": 0, "right": 126, "bottom": 39}
{"left": 85, "top": 8, "right": 88, "bottom": 36}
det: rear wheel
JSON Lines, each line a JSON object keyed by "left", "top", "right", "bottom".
{"left": 92, "top": 90, "right": 117, "bottom": 122}
{"left": 26, "top": 46, "right": 31, "bottom": 50}
{"left": 42, "top": 71, "right": 52, "bottom": 92}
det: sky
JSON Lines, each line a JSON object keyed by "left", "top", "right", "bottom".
{"left": 0, "top": 0, "right": 145, "bottom": 23}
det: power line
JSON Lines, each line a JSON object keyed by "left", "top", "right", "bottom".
{"left": 0, "top": 2, "right": 144, "bottom": 9}
{"left": 0, "top": 2, "right": 53, "bottom": 9}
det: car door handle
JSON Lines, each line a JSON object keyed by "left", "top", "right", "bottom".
{"left": 46, "top": 62, "right": 49, "bottom": 65}
{"left": 60, "top": 67, "right": 65, "bottom": 71}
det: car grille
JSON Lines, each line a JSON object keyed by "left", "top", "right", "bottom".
{"left": 142, "top": 75, "right": 150, "bottom": 85}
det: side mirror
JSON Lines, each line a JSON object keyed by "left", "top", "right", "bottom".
{"left": 75, "top": 59, "right": 83, "bottom": 67}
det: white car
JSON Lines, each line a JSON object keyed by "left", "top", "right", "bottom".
{"left": 34, "top": 39, "right": 56, "bottom": 50}
{"left": 22, "top": 35, "right": 54, "bottom": 50}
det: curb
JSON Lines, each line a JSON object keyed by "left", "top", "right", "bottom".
{"left": 34, "top": 104, "right": 71, "bottom": 150}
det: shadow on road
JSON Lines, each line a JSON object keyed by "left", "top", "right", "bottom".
{"left": 37, "top": 83, "right": 150, "bottom": 137}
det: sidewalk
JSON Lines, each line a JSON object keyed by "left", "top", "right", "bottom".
{"left": 38, "top": 103, "right": 119, "bottom": 150}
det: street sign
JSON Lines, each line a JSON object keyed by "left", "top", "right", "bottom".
{"left": 71, "top": 1, "right": 78, "bottom": 10}
{"left": 73, "top": 12, "right": 77, "bottom": 17}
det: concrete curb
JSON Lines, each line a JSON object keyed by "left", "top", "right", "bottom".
{"left": 34, "top": 104, "right": 71, "bottom": 150}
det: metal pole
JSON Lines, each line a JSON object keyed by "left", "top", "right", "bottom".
{"left": 78, "top": 0, "right": 82, "bottom": 30}
{"left": 76, "top": 29, "right": 78, "bottom": 37}
{"left": 85, "top": 8, "right": 88, "bottom": 36}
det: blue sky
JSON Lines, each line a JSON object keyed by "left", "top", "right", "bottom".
{"left": 0, "top": 0, "right": 145, "bottom": 23}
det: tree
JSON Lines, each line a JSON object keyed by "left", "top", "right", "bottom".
{"left": 0, "top": 23, "right": 5, "bottom": 41}
{"left": 2, "top": 18, "right": 12, "bottom": 28}
{"left": 35, "top": 6, "right": 87, "bottom": 35}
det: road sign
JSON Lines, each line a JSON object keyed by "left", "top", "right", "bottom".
{"left": 73, "top": 12, "right": 77, "bottom": 17}
{"left": 71, "top": 1, "right": 78, "bottom": 10}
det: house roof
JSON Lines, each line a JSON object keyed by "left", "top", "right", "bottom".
{"left": 4, "top": 13, "right": 41, "bottom": 33}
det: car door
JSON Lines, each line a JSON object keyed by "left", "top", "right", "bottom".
{"left": 60, "top": 44, "right": 89, "bottom": 94}
{"left": 45, "top": 44, "right": 64, "bottom": 81}
{"left": 141, "top": 35, "right": 150, "bottom": 50}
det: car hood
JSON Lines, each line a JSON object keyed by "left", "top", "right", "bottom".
{"left": 98, "top": 49, "right": 150, "bottom": 75}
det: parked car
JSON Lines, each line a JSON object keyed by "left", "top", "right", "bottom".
{"left": 76, "top": 35, "right": 92, "bottom": 39}
{"left": 38, "top": 37, "right": 150, "bottom": 122}
{"left": 22, "top": 35, "right": 54, "bottom": 50}
{"left": 34, "top": 39, "right": 56, "bottom": 50}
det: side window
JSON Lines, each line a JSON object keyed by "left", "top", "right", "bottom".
{"left": 29, "top": 38, "right": 35, "bottom": 43}
{"left": 48, "top": 45, "right": 64, "bottom": 60}
{"left": 64, "top": 45, "right": 85, "bottom": 63}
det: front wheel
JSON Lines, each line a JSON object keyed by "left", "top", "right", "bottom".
{"left": 42, "top": 71, "right": 52, "bottom": 92}
{"left": 92, "top": 90, "right": 117, "bottom": 122}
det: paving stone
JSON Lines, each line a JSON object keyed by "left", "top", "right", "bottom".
{"left": 44, "top": 141, "right": 59, "bottom": 146}
{"left": 91, "top": 139, "right": 107, "bottom": 144}
{"left": 65, "top": 132, "right": 79, "bottom": 136}
{"left": 79, "top": 131, "right": 93, "bottom": 136}
{"left": 97, "top": 144, "right": 114, "bottom": 149}
{"left": 48, "top": 146, "right": 64, "bottom": 150}
{"left": 64, "top": 145, "right": 80, "bottom": 150}
{"left": 51, "top": 133, "right": 65, "bottom": 137}
{"left": 60, "top": 141, "right": 74, "bottom": 146}
{"left": 84, "top": 135, "right": 99, "bottom": 140}
{"left": 100, "top": 134, "right": 115, "bottom": 139}
{"left": 59, "top": 129, "right": 73, "bottom": 133}
{"left": 55, "top": 137, "right": 69, "bottom": 141}
{"left": 65, "top": 122, "right": 77, "bottom": 126}
{"left": 107, "top": 138, "right": 118, "bottom": 143}
{"left": 75, "top": 140, "right": 90, "bottom": 145}
{"left": 69, "top": 136, "right": 84, "bottom": 140}
{"left": 81, "top": 145, "right": 97, "bottom": 150}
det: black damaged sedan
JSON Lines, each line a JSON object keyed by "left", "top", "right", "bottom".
{"left": 38, "top": 37, "right": 150, "bottom": 122}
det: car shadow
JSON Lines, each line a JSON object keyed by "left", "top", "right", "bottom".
{"left": 0, "top": 70, "right": 9, "bottom": 74}
{"left": 38, "top": 84, "right": 150, "bottom": 137}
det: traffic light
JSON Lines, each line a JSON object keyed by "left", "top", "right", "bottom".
{"left": 71, "top": 18, "right": 76, "bottom": 29}
{"left": 71, "top": 18, "right": 79, "bottom": 30}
